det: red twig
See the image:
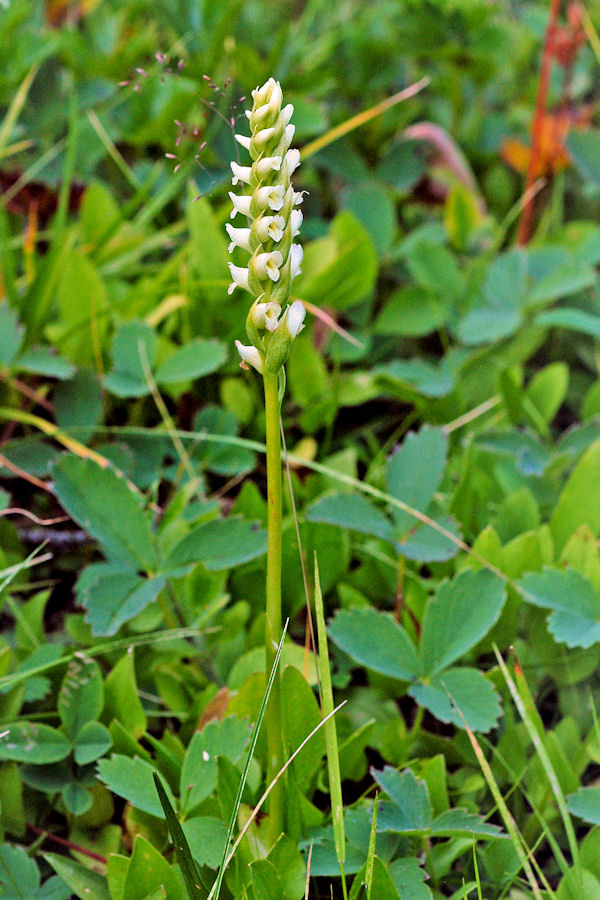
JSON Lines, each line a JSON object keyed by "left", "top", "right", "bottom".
{"left": 26, "top": 822, "right": 108, "bottom": 864}
{"left": 517, "top": 0, "right": 562, "bottom": 245}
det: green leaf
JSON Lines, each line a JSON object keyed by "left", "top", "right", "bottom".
{"left": 429, "top": 808, "right": 504, "bottom": 837}
{"left": 17, "top": 347, "right": 75, "bottom": 379}
{"left": 519, "top": 567, "right": 600, "bottom": 648}
{"left": 267, "top": 835, "right": 307, "bottom": 900}
{"left": 420, "top": 570, "right": 506, "bottom": 675}
{"left": 557, "top": 869, "right": 600, "bottom": 900}
{"left": 409, "top": 667, "right": 502, "bottom": 732}
{"left": 164, "top": 517, "right": 267, "bottom": 571}
{"left": 566, "top": 129, "right": 600, "bottom": 185}
{"left": 444, "top": 183, "right": 480, "bottom": 251}
{"left": 0, "top": 722, "right": 71, "bottom": 764}
{"left": 74, "top": 720, "right": 112, "bottom": 765}
{"left": 58, "top": 656, "right": 103, "bottom": 739}
{"left": 155, "top": 338, "right": 227, "bottom": 384}
{"left": 0, "top": 301, "right": 24, "bottom": 366}
{"left": 53, "top": 456, "right": 157, "bottom": 570}
{"left": 551, "top": 439, "right": 600, "bottom": 554}
{"left": 103, "top": 650, "right": 147, "bottom": 738}
{"left": 342, "top": 179, "right": 396, "bottom": 256}
{"left": 306, "top": 492, "right": 395, "bottom": 543}
{"left": 97, "top": 755, "right": 176, "bottom": 818}
{"left": 251, "top": 859, "right": 282, "bottom": 900}
{"left": 294, "top": 212, "right": 378, "bottom": 310}
{"left": 0, "top": 844, "right": 40, "bottom": 899}
{"left": 123, "top": 835, "right": 184, "bottom": 900}
{"left": 181, "top": 816, "right": 228, "bottom": 869}
{"left": 374, "top": 286, "right": 448, "bottom": 337}
{"left": 156, "top": 796, "right": 210, "bottom": 898}
{"left": 81, "top": 572, "right": 166, "bottom": 637}
{"left": 329, "top": 607, "right": 421, "bottom": 681}
{"left": 407, "top": 240, "right": 464, "bottom": 303}
{"left": 104, "top": 321, "right": 157, "bottom": 398}
{"left": 43, "top": 853, "right": 110, "bottom": 900}
{"left": 457, "top": 249, "right": 525, "bottom": 345}
{"left": 386, "top": 425, "right": 447, "bottom": 534}
{"left": 567, "top": 786, "right": 600, "bottom": 824}
{"left": 536, "top": 307, "right": 600, "bottom": 339}
{"left": 187, "top": 193, "right": 229, "bottom": 309}
{"left": 374, "top": 767, "right": 432, "bottom": 831}
{"left": 374, "top": 359, "right": 454, "bottom": 398}
{"left": 281, "top": 665, "right": 325, "bottom": 792}
{"left": 350, "top": 857, "right": 400, "bottom": 899}
{"left": 180, "top": 716, "right": 250, "bottom": 814}
{"left": 62, "top": 782, "right": 92, "bottom": 816}
{"left": 530, "top": 266, "right": 596, "bottom": 307}
{"left": 396, "top": 513, "right": 462, "bottom": 563}
{"left": 54, "top": 369, "right": 103, "bottom": 445}
{"left": 388, "top": 858, "right": 433, "bottom": 900}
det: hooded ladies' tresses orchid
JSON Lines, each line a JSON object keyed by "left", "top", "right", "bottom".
{"left": 228, "top": 77, "right": 305, "bottom": 374}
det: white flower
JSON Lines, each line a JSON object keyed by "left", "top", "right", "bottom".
{"left": 287, "top": 300, "right": 306, "bottom": 338}
{"left": 227, "top": 262, "right": 251, "bottom": 294}
{"left": 254, "top": 184, "right": 285, "bottom": 212}
{"left": 229, "top": 192, "right": 252, "bottom": 218}
{"left": 255, "top": 156, "right": 282, "bottom": 178}
{"left": 254, "top": 215, "right": 285, "bottom": 243}
{"left": 281, "top": 104, "right": 294, "bottom": 126}
{"left": 235, "top": 133, "right": 251, "bottom": 151}
{"left": 290, "top": 209, "right": 303, "bottom": 237}
{"left": 251, "top": 77, "right": 279, "bottom": 107}
{"left": 225, "top": 224, "right": 252, "bottom": 253}
{"left": 289, "top": 243, "right": 303, "bottom": 279}
{"left": 293, "top": 190, "right": 307, "bottom": 206}
{"left": 252, "top": 127, "right": 276, "bottom": 149}
{"left": 230, "top": 161, "right": 252, "bottom": 186}
{"left": 251, "top": 301, "right": 281, "bottom": 332}
{"left": 235, "top": 340, "right": 264, "bottom": 373}
{"left": 284, "top": 148, "right": 300, "bottom": 177}
{"left": 254, "top": 250, "right": 283, "bottom": 282}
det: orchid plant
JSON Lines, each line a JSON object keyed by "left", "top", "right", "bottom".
{"left": 227, "top": 77, "right": 306, "bottom": 843}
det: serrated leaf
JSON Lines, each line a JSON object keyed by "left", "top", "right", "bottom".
{"left": 123, "top": 835, "right": 184, "bottom": 900}
{"left": 180, "top": 716, "right": 250, "bottom": 814}
{"left": 386, "top": 426, "right": 447, "bottom": 534}
{"left": 43, "top": 853, "right": 110, "bottom": 900}
{"left": 350, "top": 857, "right": 400, "bottom": 899}
{"left": 97, "top": 755, "right": 175, "bottom": 818}
{"left": 388, "top": 858, "right": 433, "bottom": 900}
{"left": 396, "top": 513, "right": 461, "bottom": 562}
{"left": 409, "top": 667, "right": 502, "bottom": 732}
{"left": 0, "top": 722, "right": 71, "bottom": 764}
{"left": 164, "top": 517, "right": 267, "bottom": 571}
{"left": 82, "top": 572, "right": 166, "bottom": 637}
{"left": 373, "top": 767, "right": 432, "bottom": 832}
{"left": 420, "top": 570, "right": 506, "bottom": 676}
{"left": 328, "top": 607, "right": 421, "bottom": 681}
{"left": 155, "top": 338, "right": 227, "bottom": 384}
{"left": 53, "top": 456, "right": 157, "bottom": 570}
{"left": 306, "top": 492, "right": 395, "bottom": 543}
{"left": 429, "top": 808, "right": 504, "bottom": 838}
{"left": 519, "top": 567, "right": 600, "bottom": 648}
{"left": 181, "top": 816, "right": 227, "bottom": 869}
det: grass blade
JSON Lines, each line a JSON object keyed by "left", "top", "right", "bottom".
{"left": 153, "top": 772, "right": 208, "bottom": 900}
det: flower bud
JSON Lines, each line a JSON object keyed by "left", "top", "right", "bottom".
{"left": 235, "top": 340, "right": 264, "bottom": 374}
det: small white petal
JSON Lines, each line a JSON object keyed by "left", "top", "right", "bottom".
{"left": 293, "top": 190, "right": 308, "bottom": 206}
{"left": 254, "top": 184, "right": 285, "bottom": 212}
{"left": 254, "top": 250, "right": 283, "bottom": 282}
{"left": 231, "top": 161, "right": 252, "bottom": 185}
{"left": 225, "top": 223, "right": 252, "bottom": 253}
{"left": 252, "top": 127, "right": 276, "bottom": 148}
{"left": 290, "top": 243, "right": 303, "bottom": 279}
{"left": 228, "top": 262, "right": 251, "bottom": 294}
{"left": 287, "top": 300, "right": 306, "bottom": 338}
{"left": 251, "top": 301, "right": 281, "bottom": 332}
{"left": 284, "top": 124, "right": 295, "bottom": 147}
{"left": 235, "top": 133, "right": 252, "bottom": 150}
{"left": 229, "top": 192, "right": 252, "bottom": 218}
{"left": 255, "top": 156, "right": 282, "bottom": 177}
{"left": 280, "top": 104, "right": 294, "bottom": 126}
{"left": 245, "top": 109, "right": 252, "bottom": 120}
{"left": 254, "top": 215, "right": 285, "bottom": 243}
{"left": 290, "top": 209, "right": 303, "bottom": 238}
{"left": 284, "top": 148, "right": 300, "bottom": 176}
{"left": 235, "top": 340, "right": 264, "bottom": 374}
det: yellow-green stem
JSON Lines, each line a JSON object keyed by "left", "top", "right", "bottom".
{"left": 263, "top": 372, "right": 285, "bottom": 842}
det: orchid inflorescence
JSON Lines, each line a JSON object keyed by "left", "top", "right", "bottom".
{"left": 228, "top": 78, "right": 306, "bottom": 376}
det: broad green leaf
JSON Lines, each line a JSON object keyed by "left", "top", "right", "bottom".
{"left": 267, "top": 835, "right": 307, "bottom": 900}
{"left": 294, "top": 212, "right": 378, "bottom": 310}
{"left": 17, "top": 347, "right": 75, "bottom": 379}
{"left": 444, "top": 183, "right": 480, "bottom": 251}
{"left": 457, "top": 249, "right": 525, "bottom": 344}
{"left": 74, "top": 720, "right": 112, "bottom": 765}
{"left": 180, "top": 716, "right": 250, "bottom": 814}
{"left": 43, "top": 853, "right": 110, "bottom": 900}
{"left": 386, "top": 425, "right": 447, "bottom": 534}
{"left": 0, "top": 844, "right": 39, "bottom": 899}
{"left": 536, "top": 308, "right": 600, "bottom": 339}
{"left": 409, "top": 667, "right": 502, "bottom": 732}
{"left": 328, "top": 607, "right": 421, "bottom": 681}
{"left": 53, "top": 456, "right": 157, "bottom": 571}
{"left": 62, "top": 782, "right": 92, "bottom": 816}
{"left": 103, "top": 650, "right": 147, "bottom": 738}
{"left": 187, "top": 193, "right": 229, "bottom": 309}
{"left": 181, "top": 816, "right": 228, "bottom": 869}
{"left": 519, "top": 568, "right": 600, "bottom": 648}
{"left": 396, "top": 513, "right": 462, "bottom": 563}
{"left": 0, "top": 301, "right": 24, "bottom": 366}
{"left": 388, "top": 858, "right": 433, "bottom": 900}
{"left": 281, "top": 665, "right": 325, "bottom": 792}
{"left": 164, "top": 517, "right": 267, "bottom": 571}
{"left": 250, "top": 858, "right": 282, "bottom": 900}
{"left": 429, "top": 808, "right": 504, "bottom": 838}
{"left": 551, "top": 438, "right": 600, "bottom": 553}
{"left": 306, "top": 492, "right": 395, "bottom": 543}
{"left": 407, "top": 240, "right": 464, "bottom": 303}
{"left": 567, "top": 129, "right": 600, "bottom": 185}
{"left": 0, "top": 723, "right": 71, "bottom": 764}
{"left": 530, "top": 266, "right": 596, "bottom": 307}
{"left": 97, "top": 755, "right": 175, "bottom": 818}
{"left": 54, "top": 369, "right": 103, "bottom": 445}
{"left": 52, "top": 253, "right": 109, "bottom": 366}
{"left": 105, "top": 320, "right": 157, "bottom": 398}
{"left": 567, "top": 786, "right": 600, "bottom": 825}
{"left": 374, "top": 359, "right": 454, "bottom": 398}
{"left": 374, "top": 286, "right": 448, "bottom": 337}
{"left": 342, "top": 179, "right": 396, "bottom": 256}
{"left": 374, "top": 768, "right": 432, "bottom": 831}
{"left": 58, "top": 656, "right": 103, "bottom": 738}
{"left": 557, "top": 869, "right": 600, "bottom": 900}
{"left": 155, "top": 338, "right": 227, "bottom": 384}
{"left": 526, "top": 362, "right": 569, "bottom": 425}
{"left": 420, "top": 569, "right": 506, "bottom": 676}
{"left": 123, "top": 835, "right": 184, "bottom": 900}
{"left": 81, "top": 572, "right": 166, "bottom": 636}
{"left": 350, "top": 857, "right": 400, "bottom": 899}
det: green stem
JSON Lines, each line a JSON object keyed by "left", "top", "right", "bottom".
{"left": 263, "top": 372, "right": 285, "bottom": 843}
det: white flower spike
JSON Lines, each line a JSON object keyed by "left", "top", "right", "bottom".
{"left": 228, "top": 78, "right": 306, "bottom": 376}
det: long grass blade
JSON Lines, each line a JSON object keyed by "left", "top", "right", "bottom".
{"left": 153, "top": 772, "right": 207, "bottom": 900}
